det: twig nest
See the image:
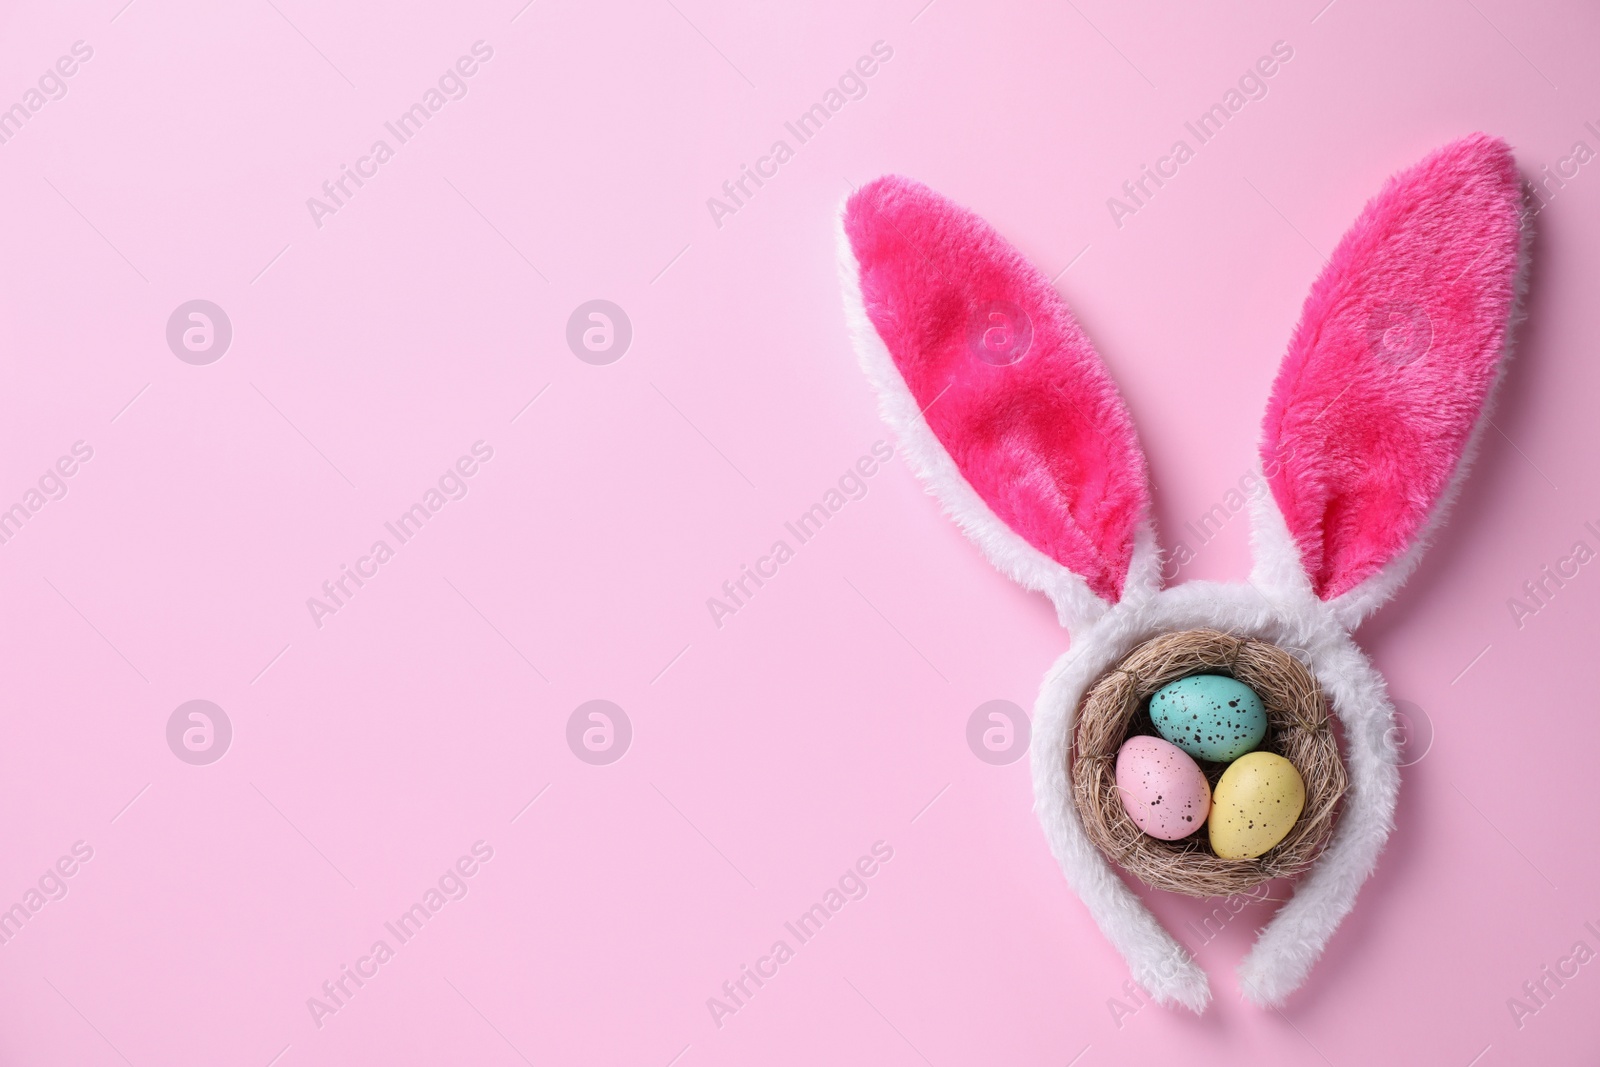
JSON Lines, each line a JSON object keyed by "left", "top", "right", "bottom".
{"left": 1069, "top": 628, "right": 1348, "bottom": 897}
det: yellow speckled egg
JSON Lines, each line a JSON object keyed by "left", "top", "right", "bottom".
{"left": 1208, "top": 752, "right": 1305, "bottom": 860}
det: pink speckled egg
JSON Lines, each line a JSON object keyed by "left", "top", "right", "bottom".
{"left": 1114, "top": 734, "right": 1211, "bottom": 840}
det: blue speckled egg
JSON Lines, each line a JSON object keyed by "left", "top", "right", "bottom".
{"left": 1149, "top": 674, "right": 1267, "bottom": 762}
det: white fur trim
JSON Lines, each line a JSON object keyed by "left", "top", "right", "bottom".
{"left": 1031, "top": 581, "right": 1398, "bottom": 1011}
{"left": 1237, "top": 632, "right": 1398, "bottom": 1005}
{"left": 1247, "top": 474, "right": 1315, "bottom": 602}
{"left": 1122, "top": 517, "right": 1163, "bottom": 605}
{"left": 836, "top": 204, "right": 1111, "bottom": 635}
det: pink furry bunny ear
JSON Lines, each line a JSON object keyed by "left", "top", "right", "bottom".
{"left": 839, "top": 177, "right": 1155, "bottom": 630}
{"left": 1253, "top": 134, "right": 1527, "bottom": 625}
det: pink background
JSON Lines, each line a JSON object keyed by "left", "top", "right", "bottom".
{"left": 0, "top": 0, "right": 1596, "bottom": 1063}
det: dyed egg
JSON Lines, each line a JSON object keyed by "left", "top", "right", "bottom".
{"left": 1208, "top": 752, "right": 1306, "bottom": 859}
{"left": 1114, "top": 735, "right": 1211, "bottom": 841}
{"left": 1149, "top": 674, "right": 1268, "bottom": 763}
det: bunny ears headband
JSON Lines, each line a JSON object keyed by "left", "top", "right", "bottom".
{"left": 838, "top": 134, "right": 1527, "bottom": 1009}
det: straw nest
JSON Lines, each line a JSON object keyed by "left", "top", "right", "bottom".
{"left": 1069, "top": 628, "right": 1348, "bottom": 897}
